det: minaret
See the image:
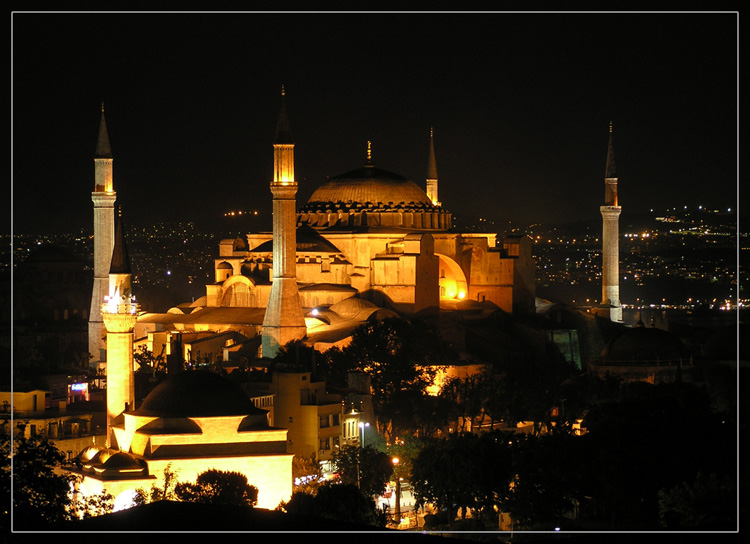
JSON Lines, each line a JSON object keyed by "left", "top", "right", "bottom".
{"left": 426, "top": 127, "right": 440, "bottom": 207}
{"left": 599, "top": 121, "right": 623, "bottom": 323}
{"left": 261, "top": 87, "right": 307, "bottom": 358}
{"left": 101, "top": 210, "right": 137, "bottom": 449}
{"left": 89, "top": 103, "right": 117, "bottom": 365}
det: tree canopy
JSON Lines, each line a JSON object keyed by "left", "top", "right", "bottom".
{"left": 323, "top": 317, "right": 455, "bottom": 441}
{"left": 174, "top": 469, "right": 258, "bottom": 507}
{"left": 330, "top": 444, "right": 392, "bottom": 498}
{"left": 1, "top": 427, "right": 113, "bottom": 531}
{"left": 282, "top": 483, "right": 387, "bottom": 528}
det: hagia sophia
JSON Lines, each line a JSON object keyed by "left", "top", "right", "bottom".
{"left": 44, "top": 91, "right": 692, "bottom": 511}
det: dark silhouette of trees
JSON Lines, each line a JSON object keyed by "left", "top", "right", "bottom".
{"left": 282, "top": 483, "right": 387, "bottom": 528}
{"left": 411, "top": 431, "right": 514, "bottom": 525}
{"left": 578, "top": 381, "right": 736, "bottom": 529}
{"left": 658, "top": 472, "right": 735, "bottom": 529}
{"left": 330, "top": 444, "right": 392, "bottom": 498}
{"left": 3, "top": 429, "right": 73, "bottom": 529}
{"left": 321, "top": 317, "right": 455, "bottom": 442}
{"left": 504, "top": 433, "right": 582, "bottom": 529}
{"left": 1, "top": 427, "right": 113, "bottom": 531}
{"left": 174, "top": 469, "right": 258, "bottom": 507}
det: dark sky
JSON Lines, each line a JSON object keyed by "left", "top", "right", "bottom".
{"left": 11, "top": 12, "right": 739, "bottom": 235}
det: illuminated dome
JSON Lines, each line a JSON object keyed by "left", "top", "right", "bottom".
{"left": 78, "top": 444, "right": 105, "bottom": 463}
{"left": 134, "top": 370, "right": 264, "bottom": 418}
{"left": 298, "top": 162, "right": 452, "bottom": 231}
{"left": 305, "top": 164, "right": 434, "bottom": 208}
{"left": 100, "top": 451, "right": 147, "bottom": 472}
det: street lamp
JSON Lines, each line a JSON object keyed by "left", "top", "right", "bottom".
{"left": 358, "top": 421, "right": 369, "bottom": 449}
{"left": 392, "top": 457, "right": 401, "bottom": 523}
{"left": 357, "top": 422, "right": 369, "bottom": 491}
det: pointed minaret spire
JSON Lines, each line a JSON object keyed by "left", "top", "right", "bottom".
{"left": 275, "top": 85, "right": 294, "bottom": 145}
{"left": 109, "top": 207, "right": 131, "bottom": 276}
{"left": 604, "top": 121, "right": 617, "bottom": 196}
{"left": 426, "top": 127, "right": 440, "bottom": 207}
{"left": 95, "top": 102, "right": 113, "bottom": 161}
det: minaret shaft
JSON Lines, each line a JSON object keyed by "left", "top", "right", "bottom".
{"left": 102, "top": 310, "right": 136, "bottom": 449}
{"left": 89, "top": 107, "right": 116, "bottom": 364}
{"left": 262, "top": 91, "right": 306, "bottom": 358}
{"left": 599, "top": 122, "right": 622, "bottom": 323}
{"left": 426, "top": 127, "right": 440, "bottom": 206}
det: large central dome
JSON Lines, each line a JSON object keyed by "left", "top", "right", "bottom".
{"left": 298, "top": 162, "right": 451, "bottom": 231}
{"left": 305, "top": 164, "right": 433, "bottom": 208}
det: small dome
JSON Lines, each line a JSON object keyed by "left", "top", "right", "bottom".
{"left": 78, "top": 445, "right": 105, "bottom": 463}
{"left": 100, "top": 451, "right": 145, "bottom": 471}
{"left": 601, "top": 327, "right": 691, "bottom": 363}
{"left": 303, "top": 164, "right": 434, "bottom": 209}
{"left": 217, "top": 261, "right": 233, "bottom": 270}
{"left": 134, "top": 370, "right": 264, "bottom": 418}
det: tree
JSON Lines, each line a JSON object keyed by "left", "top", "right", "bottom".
{"left": 133, "top": 345, "right": 166, "bottom": 376}
{"left": 331, "top": 444, "right": 392, "bottom": 498}
{"left": 292, "top": 454, "right": 324, "bottom": 495}
{"left": 4, "top": 428, "right": 73, "bottom": 529}
{"left": 657, "top": 472, "right": 736, "bottom": 529}
{"left": 133, "top": 463, "right": 179, "bottom": 505}
{"left": 411, "top": 431, "right": 514, "bottom": 526}
{"left": 174, "top": 469, "right": 258, "bottom": 507}
{"left": 134, "top": 466, "right": 259, "bottom": 509}
{"left": 1, "top": 425, "right": 113, "bottom": 530}
{"left": 67, "top": 480, "right": 115, "bottom": 521}
{"left": 282, "top": 483, "right": 387, "bottom": 528}
{"left": 328, "top": 318, "right": 455, "bottom": 442}
{"left": 503, "top": 433, "right": 579, "bottom": 529}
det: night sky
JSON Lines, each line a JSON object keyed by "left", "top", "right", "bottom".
{"left": 11, "top": 12, "right": 739, "bottom": 235}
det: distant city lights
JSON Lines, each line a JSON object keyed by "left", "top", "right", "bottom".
{"left": 224, "top": 210, "right": 260, "bottom": 217}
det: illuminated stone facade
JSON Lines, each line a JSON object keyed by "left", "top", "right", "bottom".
{"left": 209, "top": 122, "right": 536, "bottom": 336}
{"left": 75, "top": 371, "right": 294, "bottom": 511}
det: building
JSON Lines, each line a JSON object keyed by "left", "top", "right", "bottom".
{"left": 589, "top": 319, "right": 694, "bottom": 384}
{"left": 203, "top": 91, "right": 535, "bottom": 358}
{"left": 74, "top": 212, "right": 293, "bottom": 510}
{"left": 72, "top": 370, "right": 293, "bottom": 511}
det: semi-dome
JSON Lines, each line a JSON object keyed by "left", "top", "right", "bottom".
{"left": 328, "top": 296, "right": 380, "bottom": 320}
{"left": 304, "top": 164, "right": 434, "bottom": 209}
{"left": 134, "top": 370, "right": 264, "bottom": 418}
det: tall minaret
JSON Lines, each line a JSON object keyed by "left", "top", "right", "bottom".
{"left": 89, "top": 103, "right": 117, "bottom": 365}
{"left": 426, "top": 127, "right": 440, "bottom": 207}
{"left": 101, "top": 210, "right": 137, "bottom": 449}
{"left": 599, "top": 121, "right": 623, "bottom": 323}
{"left": 261, "top": 87, "right": 307, "bottom": 358}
